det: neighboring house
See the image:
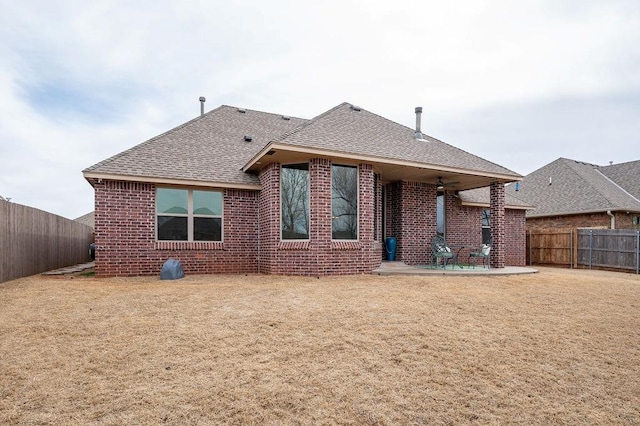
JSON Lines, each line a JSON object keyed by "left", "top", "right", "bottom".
{"left": 83, "top": 102, "right": 526, "bottom": 277}
{"left": 506, "top": 158, "right": 640, "bottom": 230}
{"left": 74, "top": 211, "right": 95, "bottom": 229}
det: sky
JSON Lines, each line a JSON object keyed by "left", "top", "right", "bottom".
{"left": 1, "top": 0, "right": 638, "bottom": 219}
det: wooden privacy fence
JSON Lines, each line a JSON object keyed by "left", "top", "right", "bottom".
{"left": 0, "top": 200, "right": 94, "bottom": 283}
{"left": 527, "top": 228, "right": 640, "bottom": 274}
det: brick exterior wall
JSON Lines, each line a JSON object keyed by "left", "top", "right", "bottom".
{"left": 257, "top": 160, "right": 382, "bottom": 276}
{"left": 390, "top": 181, "right": 437, "bottom": 265}
{"left": 94, "top": 172, "right": 526, "bottom": 276}
{"left": 490, "top": 182, "right": 506, "bottom": 268}
{"left": 526, "top": 212, "right": 640, "bottom": 231}
{"left": 94, "top": 180, "right": 258, "bottom": 277}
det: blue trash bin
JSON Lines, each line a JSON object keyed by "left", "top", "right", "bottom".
{"left": 385, "top": 237, "right": 397, "bottom": 261}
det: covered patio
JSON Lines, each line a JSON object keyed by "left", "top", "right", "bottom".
{"left": 374, "top": 261, "right": 538, "bottom": 276}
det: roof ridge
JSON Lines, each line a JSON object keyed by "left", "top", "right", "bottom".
{"left": 563, "top": 159, "right": 634, "bottom": 209}
{"left": 594, "top": 168, "right": 640, "bottom": 204}
{"left": 274, "top": 102, "right": 350, "bottom": 142}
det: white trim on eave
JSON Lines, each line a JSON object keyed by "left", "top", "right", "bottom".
{"left": 460, "top": 201, "right": 531, "bottom": 210}
{"left": 82, "top": 172, "right": 262, "bottom": 190}
{"left": 243, "top": 142, "right": 522, "bottom": 182}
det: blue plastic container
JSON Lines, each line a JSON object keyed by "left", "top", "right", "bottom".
{"left": 385, "top": 237, "right": 397, "bottom": 261}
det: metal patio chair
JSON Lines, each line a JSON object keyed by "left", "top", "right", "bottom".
{"left": 431, "top": 235, "right": 456, "bottom": 269}
{"left": 469, "top": 244, "right": 491, "bottom": 269}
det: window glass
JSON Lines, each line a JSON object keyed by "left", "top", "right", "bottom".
{"left": 157, "top": 188, "right": 188, "bottom": 214}
{"left": 332, "top": 165, "right": 358, "bottom": 240}
{"left": 281, "top": 164, "right": 310, "bottom": 239}
{"left": 157, "top": 188, "right": 222, "bottom": 241}
{"left": 194, "top": 190, "right": 222, "bottom": 215}
{"left": 436, "top": 192, "right": 445, "bottom": 236}
{"left": 157, "top": 216, "right": 188, "bottom": 240}
{"left": 482, "top": 209, "right": 491, "bottom": 244}
{"left": 194, "top": 217, "right": 222, "bottom": 241}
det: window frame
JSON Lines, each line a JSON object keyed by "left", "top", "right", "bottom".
{"left": 280, "top": 163, "right": 311, "bottom": 241}
{"left": 156, "top": 188, "right": 223, "bottom": 242}
{"left": 331, "top": 164, "right": 359, "bottom": 241}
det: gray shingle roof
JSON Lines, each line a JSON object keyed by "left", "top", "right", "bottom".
{"left": 506, "top": 158, "right": 640, "bottom": 217}
{"left": 84, "top": 105, "right": 307, "bottom": 186}
{"left": 274, "top": 103, "right": 519, "bottom": 177}
{"left": 84, "top": 102, "right": 521, "bottom": 187}
{"left": 599, "top": 160, "right": 640, "bottom": 201}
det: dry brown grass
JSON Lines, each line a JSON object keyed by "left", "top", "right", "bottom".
{"left": 1, "top": 267, "right": 639, "bottom": 425}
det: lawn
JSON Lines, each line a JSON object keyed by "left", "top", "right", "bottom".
{"left": 1, "top": 268, "right": 638, "bottom": 425}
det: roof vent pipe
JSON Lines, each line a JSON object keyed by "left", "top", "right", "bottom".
{"left": 414, "top": 106, "right": 424, "bottom": 139}
{"left": 199, "top": 96, "right": 206, "bottom": 117}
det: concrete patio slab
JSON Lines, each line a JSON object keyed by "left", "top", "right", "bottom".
{"left": 373, "top": 261, "right": 538, "bottom": 276}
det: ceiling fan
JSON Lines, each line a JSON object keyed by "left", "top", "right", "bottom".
{"left": 435, "top": 176, "right": 459, "bottom": 190}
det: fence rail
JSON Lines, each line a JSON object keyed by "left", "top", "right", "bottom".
{"left": 527, "top": 228, "right": 640, "bottom": 273}
{"left": 0, "top": 200, "right": 93, "bottom": 283}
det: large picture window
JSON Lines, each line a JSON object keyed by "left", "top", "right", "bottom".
{"left": 281, "top": 164, "right": 309, "bottom": 240}
{"left": 332, "top": 164, "right": 358, "bottom": 240}
{"left": 157, "top": 188, "right": 222, "bottom": 241}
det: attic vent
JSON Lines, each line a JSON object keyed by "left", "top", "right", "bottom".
{"left": 350, "top": 105, "right": 361, "bottom": 111}
{"left": 243, "top": 135, "right": 253, "bottom": 142}
{"left": 281, "top": 115, "right": 291, "bottom": 121}
{"left": 237, "top": 108, "right": 246, "bottom": 113}
{"left": 266, "top": 150, "right": 276, "bottom": 155}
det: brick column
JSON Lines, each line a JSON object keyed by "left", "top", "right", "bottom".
{"left": 258, "top": 162, "right": 281, "bottom": 274}
{"left": 309, "top": 158, "right": 332, "bottom": 275}
{"left": 490, "top": 182, "right": 506, "bottom": 268}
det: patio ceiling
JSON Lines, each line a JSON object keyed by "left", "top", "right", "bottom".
{"left": 244, "top": 143, "right": 521, "bottom": 192}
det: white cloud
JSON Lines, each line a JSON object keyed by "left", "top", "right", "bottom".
{"left": 0, "top": 0, "right": 638, "bottom": 218}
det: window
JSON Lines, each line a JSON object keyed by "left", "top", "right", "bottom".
{"left": 436, "top": 191, "right": 445, "bottom": 236}
{"left": 157, "top": 188, "right": 222, "bottom": 241}
{"left": 481, "top": 209, "right": 491, "bottom": 244}
{"left": 281, "top": 164, "right": 309, "bottom": 239}
{"left": 332, "top": 164, "right": 358, "bottom": 240}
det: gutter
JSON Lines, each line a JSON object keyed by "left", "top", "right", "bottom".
{"left": 607, "top": 210, "right": 615, "bottom": 229}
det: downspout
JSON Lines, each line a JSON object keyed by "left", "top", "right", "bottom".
{"left": 607, "top": 210, "right": 615, "bottom": 229}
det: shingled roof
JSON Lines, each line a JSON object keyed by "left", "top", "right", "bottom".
{"left": 246, "top": 102, "right": 519, "bottom": 179}
{"left": 84, "top": 102, "right": 521, "bottom": 188}
{"left": 84, "top": 105, "right": 307, "bottom": 187}
{"left": 458, "top": 186, "right": 532, "bottom": 210}
{"left": 506, "top": 158, "right": 640, "bottom": 218}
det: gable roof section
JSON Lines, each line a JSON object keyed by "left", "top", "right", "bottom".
{"left": 506, "top": 158, "right": 640, "bottom": 218}
{"left": 244, "top": 102, "right": 520, "bottom": 182}
{"left": 83, "top": 106, "right": 307, "bottom": 188}
{"left": 599, "top": 160, "right": 640, "bottom": 201}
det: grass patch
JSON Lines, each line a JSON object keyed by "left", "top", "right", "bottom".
{"left": 1, "top": 268, "right": 638, "bottom": 424}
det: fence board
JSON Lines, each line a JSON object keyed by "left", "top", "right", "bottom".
{"left": 0, "top": 200, "right": 93, "bottom": 283}
{"left": 527, "top": 227, "right": 639, "bottom": 273}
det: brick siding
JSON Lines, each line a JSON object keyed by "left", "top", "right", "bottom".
{"left": 94, "top": 180, "right": 258, "bottom": 277}
{"left": 527, "top": 211, "right": 640, "bottom": 231}
{"left": 94, "top": 171, "right": 525, "bottom": 276}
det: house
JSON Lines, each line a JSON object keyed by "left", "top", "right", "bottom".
{"left": 506, "top": 158, "right": 640, "bottom": 230}
{"left": 83, "top": 102, "right": 528, "bottom": 277}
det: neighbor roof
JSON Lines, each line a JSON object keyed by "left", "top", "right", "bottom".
{"left": 506, "top": 158, "right": 640, "bottom": 218}
{"left": 84, "top": 102, "right": 521, "bottom": 189}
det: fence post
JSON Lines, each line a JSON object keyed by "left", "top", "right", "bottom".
{"left": 529, "top": 229, "right": 533, "bottom": 266}
{"left": 636, "top": 231, "right": 640, "bottom": 274}
{"left": 589, "top": 229, "right": 593, "bottom": 270}
{"left": 569, "top": 229, "right": 573, "bottom": 269}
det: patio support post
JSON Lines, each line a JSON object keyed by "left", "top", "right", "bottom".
{"left": 490, "top": 182, "right": 506, "bottom": 268}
